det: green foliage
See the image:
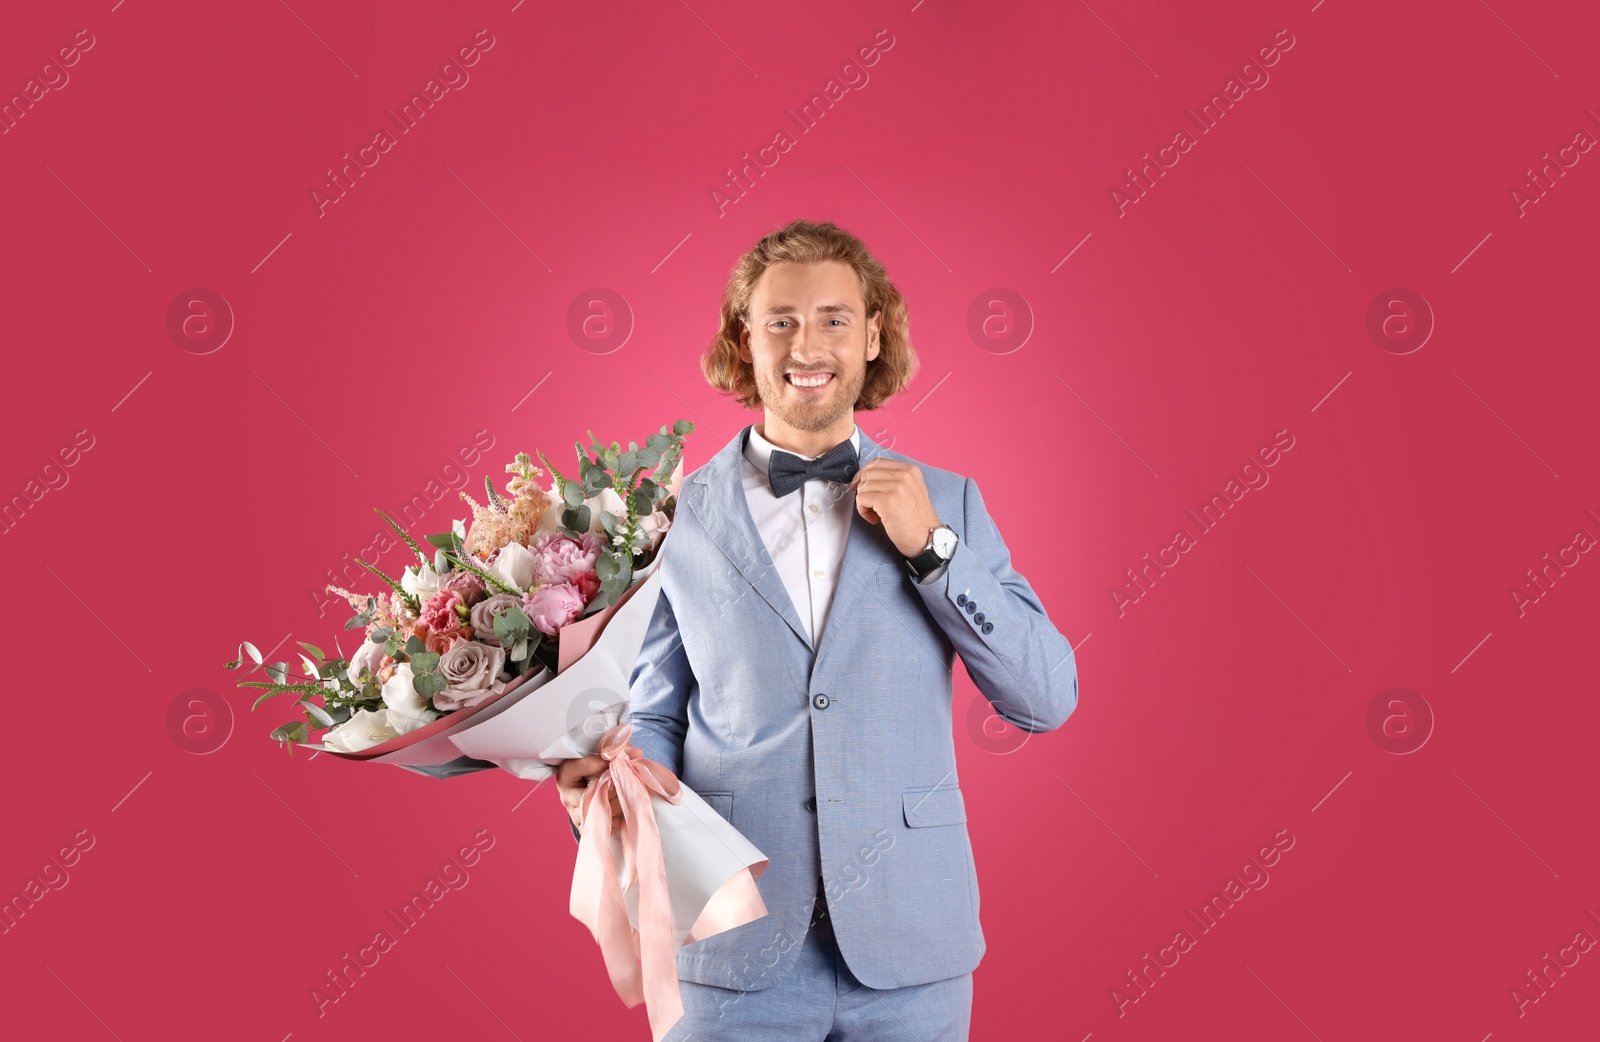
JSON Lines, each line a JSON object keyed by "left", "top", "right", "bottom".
{"left": 374, "top": 508, "right": 430, "bottom": 566}
{"left": 229, "top": 419, "right": 695, "bottom": 758}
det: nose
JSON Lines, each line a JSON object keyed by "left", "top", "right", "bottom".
{"left": 788, "top": 320, "right": 829, "bottom": 366}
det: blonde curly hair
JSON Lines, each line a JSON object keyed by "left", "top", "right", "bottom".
{"left": 701, "top": 219, "right": 919, "bottom": 410}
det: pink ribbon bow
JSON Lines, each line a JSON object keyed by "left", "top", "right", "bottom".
{"left": 569, "top": 721, "right": 686, "bottom": 1042}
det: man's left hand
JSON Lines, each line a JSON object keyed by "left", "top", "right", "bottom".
{"left": 849, "top": 459, "right": 943, "bottom": 558}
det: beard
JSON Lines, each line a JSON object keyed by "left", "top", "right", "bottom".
{"left": 752, "top": 360, "right": 867, "bottom": 432}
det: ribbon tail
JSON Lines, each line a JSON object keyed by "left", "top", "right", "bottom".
{"left": 570, "top": 778, "right": 646, "bottom": 1007}
{"left": 614, "top": 759, "right": 686, "bottom": 1042}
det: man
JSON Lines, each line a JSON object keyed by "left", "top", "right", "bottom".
{"left": 556, "top": 219, "right": 1080, "bottom": 1040}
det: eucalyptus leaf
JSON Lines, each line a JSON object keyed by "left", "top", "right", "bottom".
{"left": 297, "top": 642, "right": 325, "bottom": 663}
{"left": 270, "top": 720, "right": 308, "bottom": 744}
{"left": 298, "top": 699, "right": 335, "bottom": 728}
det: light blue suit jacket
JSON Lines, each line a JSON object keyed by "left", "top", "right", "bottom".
{"left": 575, "top": 423, "right": 1079, "bottom": 992}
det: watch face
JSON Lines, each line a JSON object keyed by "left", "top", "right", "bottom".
{"left": 931, "top": 525, "right": 958, "bottom": 558}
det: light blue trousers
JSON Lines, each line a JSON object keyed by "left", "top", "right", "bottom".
{"left": 660, "top": 897, "right": 973, "bottom": 1042}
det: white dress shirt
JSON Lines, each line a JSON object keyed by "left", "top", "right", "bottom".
{"left": 741, "top": 423, "right": 945, "bottom": 647}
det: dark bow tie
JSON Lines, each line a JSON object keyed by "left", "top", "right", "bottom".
{"left": 767, "top": 439, "right": 860, "bottom": 498}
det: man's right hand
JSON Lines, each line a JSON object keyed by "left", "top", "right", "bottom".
{"left": 556, "top": 754, "right": 624, "bottom": 835}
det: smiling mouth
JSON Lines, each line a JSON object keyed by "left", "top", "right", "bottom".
{"left": 786, "top": 372, "right": 835, "bottom": 389}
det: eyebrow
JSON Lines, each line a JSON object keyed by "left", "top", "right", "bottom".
{"left": 761, "top": 303, "right": 857, "bottom": 317}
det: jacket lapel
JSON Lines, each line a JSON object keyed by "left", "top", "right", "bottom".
{"left": 684, "top": 424, "right": 898, "bottom": 658}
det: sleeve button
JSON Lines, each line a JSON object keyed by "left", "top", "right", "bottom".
{"left": 982, "top": 621, "right": 994, "bottom": 634}
{"left": 973, "top": 612, "right": 986, "bottom": 624}
{"left": 956, "top": 593, "right": 968, "bottom": 607}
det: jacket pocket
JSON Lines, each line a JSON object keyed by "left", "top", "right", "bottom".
{"left": 697, "top": 790, "right": 733, "bottom": 824}
{"left": 902, "top": 784, "right": 966, "bottom": 827}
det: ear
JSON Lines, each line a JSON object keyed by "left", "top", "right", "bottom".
{"left": 866, "top": 311, "right": 883, "bottom": 362}
{"left": 737, "top": 319, "right": 753, "bottom": 364}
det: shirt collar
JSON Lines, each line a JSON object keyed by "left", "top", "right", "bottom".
{"left": 743, "top": 422, "right": 861, "bottom": 476}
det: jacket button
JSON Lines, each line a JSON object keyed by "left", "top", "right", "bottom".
{"left": 804, "top": 796, "right": 816, "bottom": 812}
{"left": 963, "top": 600, "right": 976, "bottom": 614}
{"left": 813, "top": 693, "right": 830, "bottom": 710}
{"left": 982, "top": 621, "right": 994, "bottom": 634}
{"left": 956, "top": 592, "right": 968, "bottom": 607}
{"left": 973, "top": 611, "right": 986, "bottom": 624}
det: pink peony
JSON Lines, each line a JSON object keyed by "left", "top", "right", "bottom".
{"left": 419, "top": 589, "right": 466, "bottom": 638}
{"left": 522, "top": 582, "right": 586, "bottom": 637}
{"left": 529, "top": 531, "right": 606, "bottom": 587}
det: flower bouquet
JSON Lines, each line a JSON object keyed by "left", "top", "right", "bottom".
{"left": 225, "top": 420, "right": 769, "bottom": 1042}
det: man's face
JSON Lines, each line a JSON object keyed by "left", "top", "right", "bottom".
{"left": 738, "top": 260, "right": 882, "bottom": 433}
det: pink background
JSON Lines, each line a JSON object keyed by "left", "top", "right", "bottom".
{"left": 3, "top": 0, "right": 1598, "bottom": 1038}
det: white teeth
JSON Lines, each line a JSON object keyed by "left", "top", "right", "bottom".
{"left": 788, "top": 373, "right": 832, "bottom": 387}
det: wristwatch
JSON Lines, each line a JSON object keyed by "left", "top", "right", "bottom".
{"left": 904, "top": 523, "right": 958, "bottom": 580}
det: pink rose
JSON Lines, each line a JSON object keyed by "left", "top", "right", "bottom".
{"left": 432, "top": 638, "right": 509, "bottom": 712}
{"left": 572, "top": 570, "right": 600, "bottom": 603}
{"left": 419, "top": 589, "right": 466, "bottom": 638}
{"left": 346, "top": 637, "right": 389, "bottom": 686}
{"left": 522, "top": 582, "right": 586, "bottom": 637}
{"left": 443, "top": 568, "right": 488, "bottom": 606}
{"left": 529, "top": 531, "right": 606, "bottom": 587}
{"left": 422, "top": 628, "right": 458, "bottom": 655}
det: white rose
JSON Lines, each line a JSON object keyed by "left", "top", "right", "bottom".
{"left": 489, "top": 540, "right": 537, "bottom": 591}
{"left": 381, "top": 663, "right": 439, "bottom": 721}
{"left": 402, "top": 562, "right": 446, "bottom": 602}
{"left": 322, "top": 708, "right": 398, "bottom": 753}
{"left": 541, "top": 482, "right": 653, "bottom": 537}
{"left": 322, "top": 706, "right": 436, "bottom": 753}
{"left": 385, "top": 706, "right": 436, "bottom": 735}
{"left": 534, "top": 482, "right": 564, "bottom": 536}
